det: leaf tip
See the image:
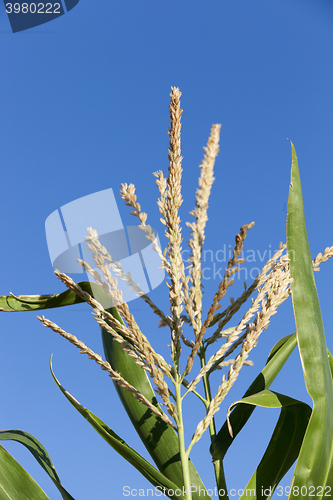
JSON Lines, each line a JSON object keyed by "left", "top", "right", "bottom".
{"left": 227, "top": 419, "right": 233, "bottom": 438}
{"left": 226, "top": 407, "right": 234, "bottom": 437}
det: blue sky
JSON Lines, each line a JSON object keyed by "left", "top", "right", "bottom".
{"left": 1, "top": 0, "right": 333, "bottom": 498}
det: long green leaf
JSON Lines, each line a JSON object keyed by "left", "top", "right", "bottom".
{"left": 211, "top": 333, "right": 297, "bottom": 461}
{"left": 0, "top": 430, "right": 75, "bottom": 500}
{"left": 0, "top": 282, "right": 99, "bottom": 312}
{"left": 50, "top": 358, "right": 186, "bottom": 500}
{"left": 101, "top": 309, "right": 212, "bottom": 500}
{"left": 0, "top": 444, "right": 51, "bottom": 499}
{"left": 225, "top": 390, "right": 311, "bottom": 500}
{"left": 325, "top": 349, "right": 333, "bottom": 488}
{"left": 286, "top": 141, "right": 333, "bottom": 496}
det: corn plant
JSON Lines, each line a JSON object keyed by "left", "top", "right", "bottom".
{"left": 1, "top": 87, "right": 333, "bottom": 500}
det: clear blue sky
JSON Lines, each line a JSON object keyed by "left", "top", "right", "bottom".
{"left": 1, "top": 1, "right": 333, "bottom": 498}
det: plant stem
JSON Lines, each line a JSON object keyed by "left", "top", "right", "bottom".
{"left": 199, "top": 346, "right": 229, "bottom": 500}
{"left": 175, "top": 379, "right": 192, "bottom": 500}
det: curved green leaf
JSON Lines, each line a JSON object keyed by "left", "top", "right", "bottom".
{"left": 210, "top": 333, "right": 297, "bottom": 461}
{"left": 50, "top": 358, "right": 186, "bottom": 500}
{"left": 0, "top": 444, "right": 51, "bottom": 499}
{"left": 0, "top": 282, "right": 101, "bottom": 312}
{"left": 287, "top": 141, "right": 333, "bottom": 496}
{"left": 0, "top": 430, "right": 74, "bottom": 500}
{"left": 101, "top": 309, "right": 212, "bottom": 500}
{"left": 325, "top": 349, "right": 333, "bottom": 488}
{"left": 227, "top": 390, "right": 311, "bottom": 500}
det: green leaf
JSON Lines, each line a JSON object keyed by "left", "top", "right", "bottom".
{"left": 0, "top": 282, "right": 101, "bottom": 312}
{"left": 0, "top": 430, "right": 75, "bottom": 500}
{"left": 210, "top": 333, "right": 297, "bottom": 461}
{"left": 287, "top": 141, "right": 333, "bottom": 496}
{"left": 325, "top": 349, "right": 333, "bottom": 489}
{"left": 226, "top": 390, "right": 311, "bottom": 500}
{"left": 50, "top": 358, "right": 187, "bottom": 500}
{"left": 101, "top": 309, "right": 212, "bottom": 500}
{"left": 0, "top": 444, "right": 51, "bottom": 499}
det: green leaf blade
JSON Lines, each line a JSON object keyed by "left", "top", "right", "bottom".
{"left": 227, "top": 390, "right": 311, "bottom": 500}
{"left": 0, "top": 430, "right": 75, "bottom": 500}
{"left": 0, "top": 444, "right": 51, "bottom": 500}
{"left": 50, "top": 358, "right": 190, "bottom": 500}
{"left": 0, "top": 282, "right": 100, "bottom": 312}
{"left": 211, "top": 333, "right": 297, "bottom": 461}
{"left": 101, "top": 311, "right": 212, "bottom": 500}
{"left": 286, "top": 141, "right": 333, "bottom": 495}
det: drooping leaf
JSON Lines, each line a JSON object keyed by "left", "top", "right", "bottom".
{"left": 211, "top": 333, "right": 297, "bottom": 461}
{"left": 0, "top": 444, "right": 51, "bottom": 499}
{"left": 0, "top": 430, "right": 75, "bottom": 500}
{"left": 225, "top": 390, "right": 311, "bottom": 500}
{"left": 286, "top": 141, "right": 333, "bottom": 496}
{"left": 50, "top": 358, "right": 186, "bottom": 500}
{"left": 101, "top": 308, "right": 212, "bottom": 500}
{"left": 0, "top": 282, "right": 100, "bottom": 312}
